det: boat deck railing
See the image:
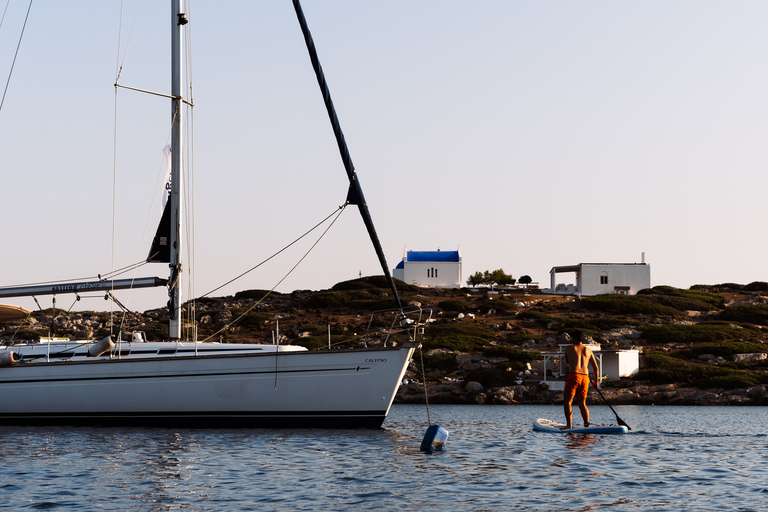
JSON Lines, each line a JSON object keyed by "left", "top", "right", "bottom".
{"left": 363, "top": 306, "right": 432, "bottom": 348}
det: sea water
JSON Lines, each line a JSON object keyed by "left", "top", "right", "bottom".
{"left": 1, "top": 405, "right": 766, "bottom": 511}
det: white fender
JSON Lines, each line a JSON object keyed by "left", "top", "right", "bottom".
{"left": 0, "top": 351, "right": 19, "bottom": 367}
{"left": 88, "top": 336, "right": 115, "bottom": 357}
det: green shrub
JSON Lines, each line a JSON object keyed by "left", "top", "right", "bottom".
{"left": 438, "top": 299, "right": 471, "bottom": 312}
{"left": 230, "top": 310, "right": 271, "bottom": 328}
{"left": 680, "top": 341, "right": 768, "bottom": 359}
{"left": 305, "top": 291, "right": 350, "bottom": 309}
{"left": 517, "top": 310, "right": 634, "bottom": 332}
{"left": 697, "top": 373, "right": 761, "bottom": 389}
{"left": 637, "top": 286, "right": 724, "bottom": 309}
{"left": 506, "top": 332, "right": 540, "bottom": 345}
{"left": 641, "top": 322, "right": 761, "bottom": 345}
{"left": 483, "top": 346, "right": 540, "bottom": 363}
{"left": 691, "top": 283, "right": 743, "bottom": 292}
{"left": 234, "top": 289, "right": 272, "bottom": 300}
{"left": 743, "top": 281, "right": 768, "bottom": 292}
{"left": 295, "top": 324, "right": 328, "bottom": 336}
{"left": 331, "top": 279, "right": 376, "bottom": 291}
{"left": 331, "top": 276, "right": 420, "bottom": 293}
{"left": 423, "top": 352, "right": 459, "bottom": 372}
{"left": 580, "top": 294, "right": 683, "bottom": 316}
{"left": 31, "top": 308, "right": 68, "bottom": 318}
{"left": 348, "top": 298, "right": 401, "bottom": 311}
{"left": 719, "top": 304, "right": 768, "bottom": 325}
{"left": 637, "top": 350, "right": 765, "bottom": 389}
{"left": 641, "top": 351, "right": 689, "bottom": 371}
{"left": 292, "top": 335, "right": 360, "bottom": 350}
{"left": 8, "top": 328, "right": 48, "bottom": 341}
{"left": 423, "top": 322, "right": 494, "bottom": 352}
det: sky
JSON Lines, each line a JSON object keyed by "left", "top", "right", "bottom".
{"left": 1, "top": 1, "right": 767, "bottom": 314}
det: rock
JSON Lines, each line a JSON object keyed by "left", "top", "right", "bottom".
{"left": 733, "top": 353, "right": 768, "bottom": 363}
{"left": 465, "top": 381, "right": 484, "bottom": 394}
{"left": 456, "top": 353, "right": 474, "bottom": 370}
{"left": 489, "top": 386, "right": 515, "bottom": 404}
{"left": 747, "top": 385, "right": 767, "bottom": 403}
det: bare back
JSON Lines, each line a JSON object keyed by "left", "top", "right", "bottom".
{"left": 565, "top": 343, "right": 595, "bottom": 375}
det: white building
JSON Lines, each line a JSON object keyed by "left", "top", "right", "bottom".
{"left": 548, "top": 259, "right": 651, "bottom": 296}
{"left": 393, "top": 248, "right": 462, "bottom": 288}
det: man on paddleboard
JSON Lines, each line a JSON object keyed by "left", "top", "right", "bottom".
{"left": 562, "top": 332, "right": 600, "bottom": 430}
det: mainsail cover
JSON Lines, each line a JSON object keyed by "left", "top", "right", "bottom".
{"left": 148, "top": 145, "right": 173, "bottom": 263}
{"left": 147, "top": 200, "right": 171, "bottom": 263}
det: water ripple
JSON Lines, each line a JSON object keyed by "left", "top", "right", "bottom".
{"left": 0, "top": 405, "right": 766, "bottom": 510}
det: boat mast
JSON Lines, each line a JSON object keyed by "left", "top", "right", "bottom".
{"left": 292, "top": 0, "right": 402, "bottom": 310}
{"left": 168, "top": 0, "right": 186, "bottom": 340}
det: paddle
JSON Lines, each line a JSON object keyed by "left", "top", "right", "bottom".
{"left": 593, "top": 383, "right": 632, "bottom": 431}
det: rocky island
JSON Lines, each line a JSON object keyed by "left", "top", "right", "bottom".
{"left": 2, "top": 277, "right": 767, "bottom": 406}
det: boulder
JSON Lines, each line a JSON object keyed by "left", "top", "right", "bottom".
{"left": 732, "top": 353, "right": 768, "bottom": 363}
{"left": 464, "top": 381, "right": 484, "bottom": 395}
{"left": 489, "top": 386, "right": 516, "bottom": 404}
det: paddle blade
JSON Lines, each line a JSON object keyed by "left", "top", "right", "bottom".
{"left": 594, "top": 385, "right": 632, "bottom": 431}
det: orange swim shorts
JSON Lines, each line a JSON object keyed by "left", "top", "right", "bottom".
{"left": 563, "top": 372, "right": 590, "bottom": 402}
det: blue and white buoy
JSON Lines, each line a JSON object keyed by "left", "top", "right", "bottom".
{"left": 420, "top": 424, "right": 449, "bottom": 453}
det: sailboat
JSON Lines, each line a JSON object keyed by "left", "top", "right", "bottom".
{"left": 0, "top": 1, "right": 418, "bottom": 427}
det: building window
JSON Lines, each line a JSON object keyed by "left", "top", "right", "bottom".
{"left": 600, "top": 275, "right": 608, "bottom": 284}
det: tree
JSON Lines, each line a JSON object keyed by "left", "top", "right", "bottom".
{"left": 468, "top": 268, "right": 517, "bottom": 287}
{"left": 467, "top": 271, "right": 485, "bottom": 287}
{"left": 518, "top": 275, "right": 532, "bottom": 285}
{"left": 488, "top": 269, "right": 515, "bottom": 287}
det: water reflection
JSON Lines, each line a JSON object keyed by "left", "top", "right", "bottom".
{"left": 565, "top": 433, "right": 599, "bottom": 453}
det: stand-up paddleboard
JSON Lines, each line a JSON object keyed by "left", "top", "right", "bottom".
{"left": 534, "top": 418, "right": 629, "bottom": 434}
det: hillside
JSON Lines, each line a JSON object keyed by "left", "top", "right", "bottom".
{"left": 3, "top": 277, "right": 768, "bottom": 406}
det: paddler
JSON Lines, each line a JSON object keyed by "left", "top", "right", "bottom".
{"left": 561, "top": 331, "right": 600, "bottom": 430}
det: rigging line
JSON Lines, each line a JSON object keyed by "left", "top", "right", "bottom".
{"left": 184, "top": 101, "right": 195, "bottom": 340}
{"left": 118, "top": 109, "right": 178, "bottom": 334}
{"left": 115, "top": 0, "right": 124, "bottom": 79}
{"left": 3, "top": 260, "right": 152, "bottom": 289}
{"left": 0, "top": 0, "right": 11, "bottom": 30}
{"left": 200, "top": 204, "right": 346, "bottom": 299}
{"left": 114, "top": 0, "right": 143, "bottom": 83}
{"left": 0, "top": 0, "right": 32, "bottom": 113}
{"left": 65, "top": 295, "right": 80, "bottom": 313}
{"left": 112, "top": 76, "right": 120, "bottom": 334}
{"left": 8, "top": 312, "right": 30, "bottom": 344}
{"left": 201, "top": 205, "right": 348, "bottom": 342}
{"left": 2, "top": 254, "right": 150, "bottom": 287}
{"left": 99, "top": 260, "right": 152, "bottom": 280}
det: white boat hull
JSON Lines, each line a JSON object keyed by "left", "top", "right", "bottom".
{"left": 0, "top": 343, "right": 416, "bottom": 427}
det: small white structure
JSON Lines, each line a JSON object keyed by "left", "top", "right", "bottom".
{"left": 600, "top": 350, "right": 640, "bottom": 380}
{"left": 541, "top": 345, "right": 640, "bottom": 390}
{"left": 393, "top": 248, "right": 462, "bottom": 288}
{"left": 548, "top": 256, "right": 651, "bottom": 296}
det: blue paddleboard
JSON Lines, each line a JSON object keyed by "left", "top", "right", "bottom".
{"left": 533, "top": 418, "right": 628, "bottom": 434}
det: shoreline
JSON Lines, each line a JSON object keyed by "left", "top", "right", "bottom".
{"left": 395, "top": 380, "right": 768, "bottom": 406}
